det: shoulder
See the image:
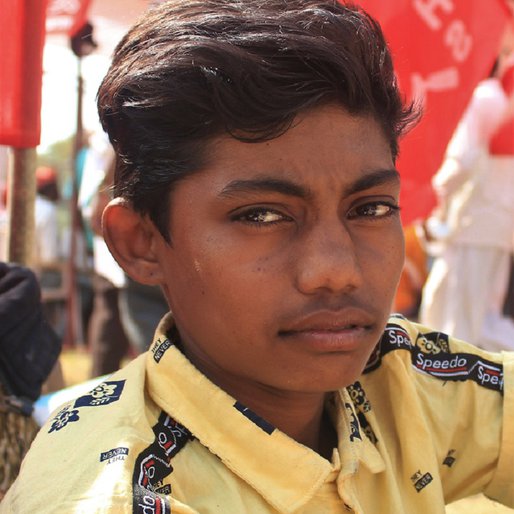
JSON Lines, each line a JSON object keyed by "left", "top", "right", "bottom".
{"left": 364, "top": 315, "right": 505, "bottom": 395}
{"left": 2, "top": 355, "right": 159, "bottom": 512}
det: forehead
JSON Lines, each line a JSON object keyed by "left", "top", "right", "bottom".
{"left": 199, "top": 104, "right": 395, "bottom": 191}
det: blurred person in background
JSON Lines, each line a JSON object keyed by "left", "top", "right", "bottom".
{"left": 420, "top": 44, "right": 514, "bottom": 351}
{"left": 0, "top": 262, "right": 61, "bottom": 499}
{"left": 32, "top": 166, "right": 65, "bottom": 336}
{"left": 33, "top": 166, "right": 60, "bottom": 269}
{"left": 79, "top": 132, "right": 131, "bottom": 377}
{"left": 79, "top": 131, "right": 168, "bottom": 374}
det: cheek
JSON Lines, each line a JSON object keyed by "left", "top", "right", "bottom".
{"left": 187, "top": 251, "right": 284, "bottom": 333}
{"left": 381, "top": 237, "right": 405, "bottom": 293}
{"left": 200, "top": 256, "right": 279, "bottom": 303}
{"left": 166, "top": 245, "right": 268, "bottom": 309}
{"left": 192, "top": 230, "right": 285, "bottom": 281}
{"left": 359, "top": 229, "right": 404, "bottom": 291}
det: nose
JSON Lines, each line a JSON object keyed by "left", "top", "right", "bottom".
{"left": 293, "top": 220, "right": 364, "bottom": 296}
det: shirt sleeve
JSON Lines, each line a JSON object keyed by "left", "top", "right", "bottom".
{"left": 396, "top": 318, "right": 514, "bottom": 506}
{"left": 484, "top": 351, "right": 514, "bottom": 505}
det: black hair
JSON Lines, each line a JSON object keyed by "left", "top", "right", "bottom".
{"left": 37, "top": 181, "right": 59, "bottom": 202}
{"left": 98, "top": 0, "right": 419, "bottom": 241}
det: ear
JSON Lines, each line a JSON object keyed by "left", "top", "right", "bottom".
{"left": 102, "top": 198, "right": 165, "bottom": 286}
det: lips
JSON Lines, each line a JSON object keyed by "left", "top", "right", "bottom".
{"left": 276, "top": 307, "right": 378, "bottom": 354}
{"left": 278, "top": 308, "right": 375, "bottom": 336}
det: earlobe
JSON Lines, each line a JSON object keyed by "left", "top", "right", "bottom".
{"left": 102, "top": 198, "right": 165, "bottom": 286}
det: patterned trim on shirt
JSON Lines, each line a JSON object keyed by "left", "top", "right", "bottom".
{"left": 132, "top": 412, "right": 192, "bottom": 513}
{"left": 364, "top": 320, "right": 504, "bottom": 394}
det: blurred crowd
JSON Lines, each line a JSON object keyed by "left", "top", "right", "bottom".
{"left": 0, "top": 127, "right": 169, "bottom": 380}
{"left": 394, "top": 43, "right": 514, "bottom": 353}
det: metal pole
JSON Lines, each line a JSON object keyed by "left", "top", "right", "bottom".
{"left": 6, "top": 147, "right": 36, "bottom": 266}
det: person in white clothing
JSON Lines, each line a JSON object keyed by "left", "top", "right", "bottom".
{"left": 420, "top": 50, "right": 514, "bottom": 351}
{"left": 33, "top": 166, "right": 60, "bottom": 267}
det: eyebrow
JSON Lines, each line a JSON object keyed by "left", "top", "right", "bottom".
{"left": 219, "top": 177, "right": 313, "bottom": 200}
{"left": 218, "top": 168, "right": 400, "bottom": 200}
{"left": 344, "top": 168, "right": 400, "bottom": 196}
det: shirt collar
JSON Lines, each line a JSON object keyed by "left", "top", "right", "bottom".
{"left": 146, "top": 314, "right": 383, "bottom": 513}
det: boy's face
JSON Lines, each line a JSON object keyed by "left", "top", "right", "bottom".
{"left": 153, "top": 104, "right": 404, "bottom": 396}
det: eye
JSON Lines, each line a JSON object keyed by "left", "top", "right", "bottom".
{"left": 347, "top": 201, "right": 400, "bottom": 220}
{"left": 231, "top": 207, "right": 293, "bottom": 226}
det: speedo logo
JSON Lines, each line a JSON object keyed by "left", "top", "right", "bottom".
{"left": 414, "top": 351, "right": 504, "bottom": 393}
{"left": 383, "top": 325, "right": 412, "bottom": 349}
{"left": 415, "top": 353, "right": 468, "bottom": 376}
{"left": 473, "top": 361, "right": 504, "bottom": 390}
{"left": 364, "top": 323, "right": 416, "bottom": 373}
{"left": 366, "top": 321, "right": 504, "bottom": 393}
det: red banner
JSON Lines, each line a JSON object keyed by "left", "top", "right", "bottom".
{"left": 0, "top": 0, "right": 93, "bottom": 148}
{"left": 0, "top": 0, "right": 48, "bottom": 148}
{"left": 46, "top": 0, "right": 92, "bottom": 36}
{"left": 357, "top": 0, "right": 509, "bottom": 223}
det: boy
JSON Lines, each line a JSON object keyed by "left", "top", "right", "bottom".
{"left": 2, "top": 1, "right": 513, "bottom": 512}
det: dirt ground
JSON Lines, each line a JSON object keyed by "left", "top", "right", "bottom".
{"left": 58, "top": 348, "right": 512, "bottom": 513}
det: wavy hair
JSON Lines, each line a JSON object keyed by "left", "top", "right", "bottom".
{"left": 98, "top": 0, "right": 419, "bottom": 240}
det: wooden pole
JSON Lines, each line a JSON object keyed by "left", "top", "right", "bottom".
{"left": 62, "top": 56, "right": 84, "bottom": 347}
{"left": 6, "top": 147, "right": 36, "bottom": 266}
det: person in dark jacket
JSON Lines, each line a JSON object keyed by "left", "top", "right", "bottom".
{"left": 0, "top": 262, "right": 61, "bottom": 498}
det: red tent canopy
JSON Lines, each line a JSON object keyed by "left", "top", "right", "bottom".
{"left": 357, "top": 0, "right": 510, "bottom": 223}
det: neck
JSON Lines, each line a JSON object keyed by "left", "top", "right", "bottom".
{"left": 179, "top": 339, "right": 338, "bottom": 459}
{"left": 226, "top": 382, "right": 337, "bottom": 459}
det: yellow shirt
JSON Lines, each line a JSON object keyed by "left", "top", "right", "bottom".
{"left": 2, "top": 314, "right": 513, "bottom": 513}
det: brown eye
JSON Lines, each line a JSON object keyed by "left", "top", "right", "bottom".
{"left": 232, "top": 207, "right": 293, "bottom": 225}
{"left": 348, "top": 201, "right": 400, "bottom": 220}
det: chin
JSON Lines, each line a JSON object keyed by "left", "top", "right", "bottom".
{"left": 327, "top": 364, "right": 370, "bottom": 390}
{"left": 288, "top": 373, "right": 365, "bottom": 394}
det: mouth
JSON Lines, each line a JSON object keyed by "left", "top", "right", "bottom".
{"left": 278, "top": 309, "right": 376, "bottom": 352}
